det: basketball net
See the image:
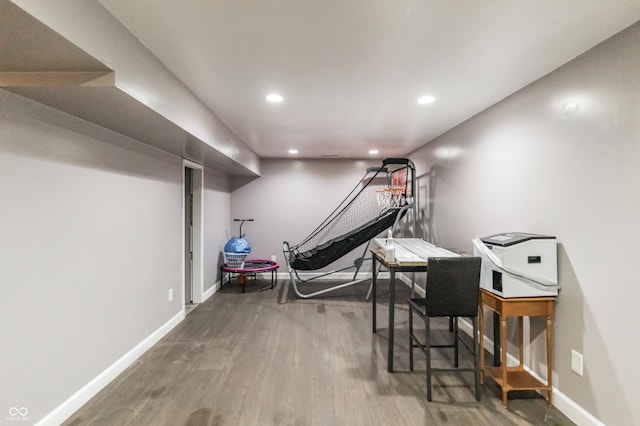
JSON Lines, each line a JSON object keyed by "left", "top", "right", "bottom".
{"left": 375, "top": 188, "right": 404, "bottom": 209}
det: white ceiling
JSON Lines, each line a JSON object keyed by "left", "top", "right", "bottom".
{"left": 99, "top": 0, "right": 640, "bottom": 159}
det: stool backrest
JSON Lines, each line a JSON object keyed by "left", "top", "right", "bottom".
{"left": 425, "top": 256, "right": 481, "bottom": 317}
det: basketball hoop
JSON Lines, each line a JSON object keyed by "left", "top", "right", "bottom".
{"left": 376, "top": 188, "right": 404, "bottom": 209}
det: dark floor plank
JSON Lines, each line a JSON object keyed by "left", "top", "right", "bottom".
{"left": 65, "top": 279, "right": 574, "bottom": 426}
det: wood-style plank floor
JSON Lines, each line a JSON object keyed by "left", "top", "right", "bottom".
{"left": 65, "top": 278, "right": 574, "bottom": 426}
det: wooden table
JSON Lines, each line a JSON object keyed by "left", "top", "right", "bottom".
{"left": 478, "top": 289, "right": 555, "bottom": 407}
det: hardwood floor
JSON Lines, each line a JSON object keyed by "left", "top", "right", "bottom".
{"left": 65, "top": 278, "right": 574, "bottom": 425}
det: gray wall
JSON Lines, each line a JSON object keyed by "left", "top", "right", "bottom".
{"left": 3, "top": 7, "right": 638, "bottom": 424}
{"left": 0, "top": 90, "right": 185, "bottom": 423}
{"left": 13, "top": 0, "right": 259, "bottom": 175}
{"left": 230, "top": 159, "right": 384, "bottom": 270}
{"left": 408, "top": 22, "right": 640, "bottom": 426}
{"left": 230, "top": 22, "right": 640, "bottom": 426}
{"left": 203, "top": 169, "right": 231, "bottom": 291}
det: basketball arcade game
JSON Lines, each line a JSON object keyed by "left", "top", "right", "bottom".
{"left": 283, "top": 158, "right": 416, "bottom": 298}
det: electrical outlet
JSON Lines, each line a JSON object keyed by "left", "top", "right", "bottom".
{"left": 168, "top": 288, "right": 174, "bottom": 302}
{"left": 271, "top": 254, "right": 277, "bottom": 262}
{"left": 571, "top": 349, "right": 583, "bottom": 376}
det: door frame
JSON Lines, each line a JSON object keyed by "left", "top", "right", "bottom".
{"left": 183, "top": 159, "right": 204, "bottom": 304}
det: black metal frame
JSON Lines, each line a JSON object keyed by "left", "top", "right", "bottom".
{"left": 408, "top": 306, "right": 480, "bottom": 401}
{"left": 282, "top": 158, "right": 417, "bottom": 299}
{"left": 407, "top": 257, "right": 482, "bottom": 401}
{"left": 221, "top": 260, "right": 278, "bottom": 293}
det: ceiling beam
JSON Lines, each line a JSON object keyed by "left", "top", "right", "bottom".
{"left": 0, "top": 71, "right": 114, "bottom": 87}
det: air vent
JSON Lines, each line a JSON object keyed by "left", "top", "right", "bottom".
{"left": 322, "top": 154, "right": 340, "bottom": 157}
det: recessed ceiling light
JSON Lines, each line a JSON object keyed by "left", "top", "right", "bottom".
{"left": 266, "top": 93, "right": 284, "bottom": 103}
{"left": 288, "top": 149, "right": 298, "bottom": 154}
{"left": 417, "top": 95, "right": 436, "bottom": 105}
{"left": 369, "top": 149, "right": 379, "bottom": 155}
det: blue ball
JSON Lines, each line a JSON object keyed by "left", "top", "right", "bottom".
{"left": 224, "top": 237, "right": 251, "bottom": 254}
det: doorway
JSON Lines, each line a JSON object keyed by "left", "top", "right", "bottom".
{"left": 183, "top": 160, "right": 204, "bottom": 309}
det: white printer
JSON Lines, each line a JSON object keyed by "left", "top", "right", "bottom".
{"left": 472, "top": 232, "right": 558, "bottom": 298}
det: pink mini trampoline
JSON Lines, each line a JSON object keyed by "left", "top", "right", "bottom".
{"left": 221, "top": 258, "right": 279, "bottom": 293}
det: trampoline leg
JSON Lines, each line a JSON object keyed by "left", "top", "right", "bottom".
{"left": 238, "top": 274, "right": 246, "bottom": 293}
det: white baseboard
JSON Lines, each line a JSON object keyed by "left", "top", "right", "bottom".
{"left": 202, "top": 280, "right": 219, "bottom": 301}
{"left": 36, "top": 311, "right": 184, "bottom": 426}
{"left": 550, "top": 389, "right": 605, "bottom": 426}
{"left": 456, "top": 319, "right": 603, "bottom": 426}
